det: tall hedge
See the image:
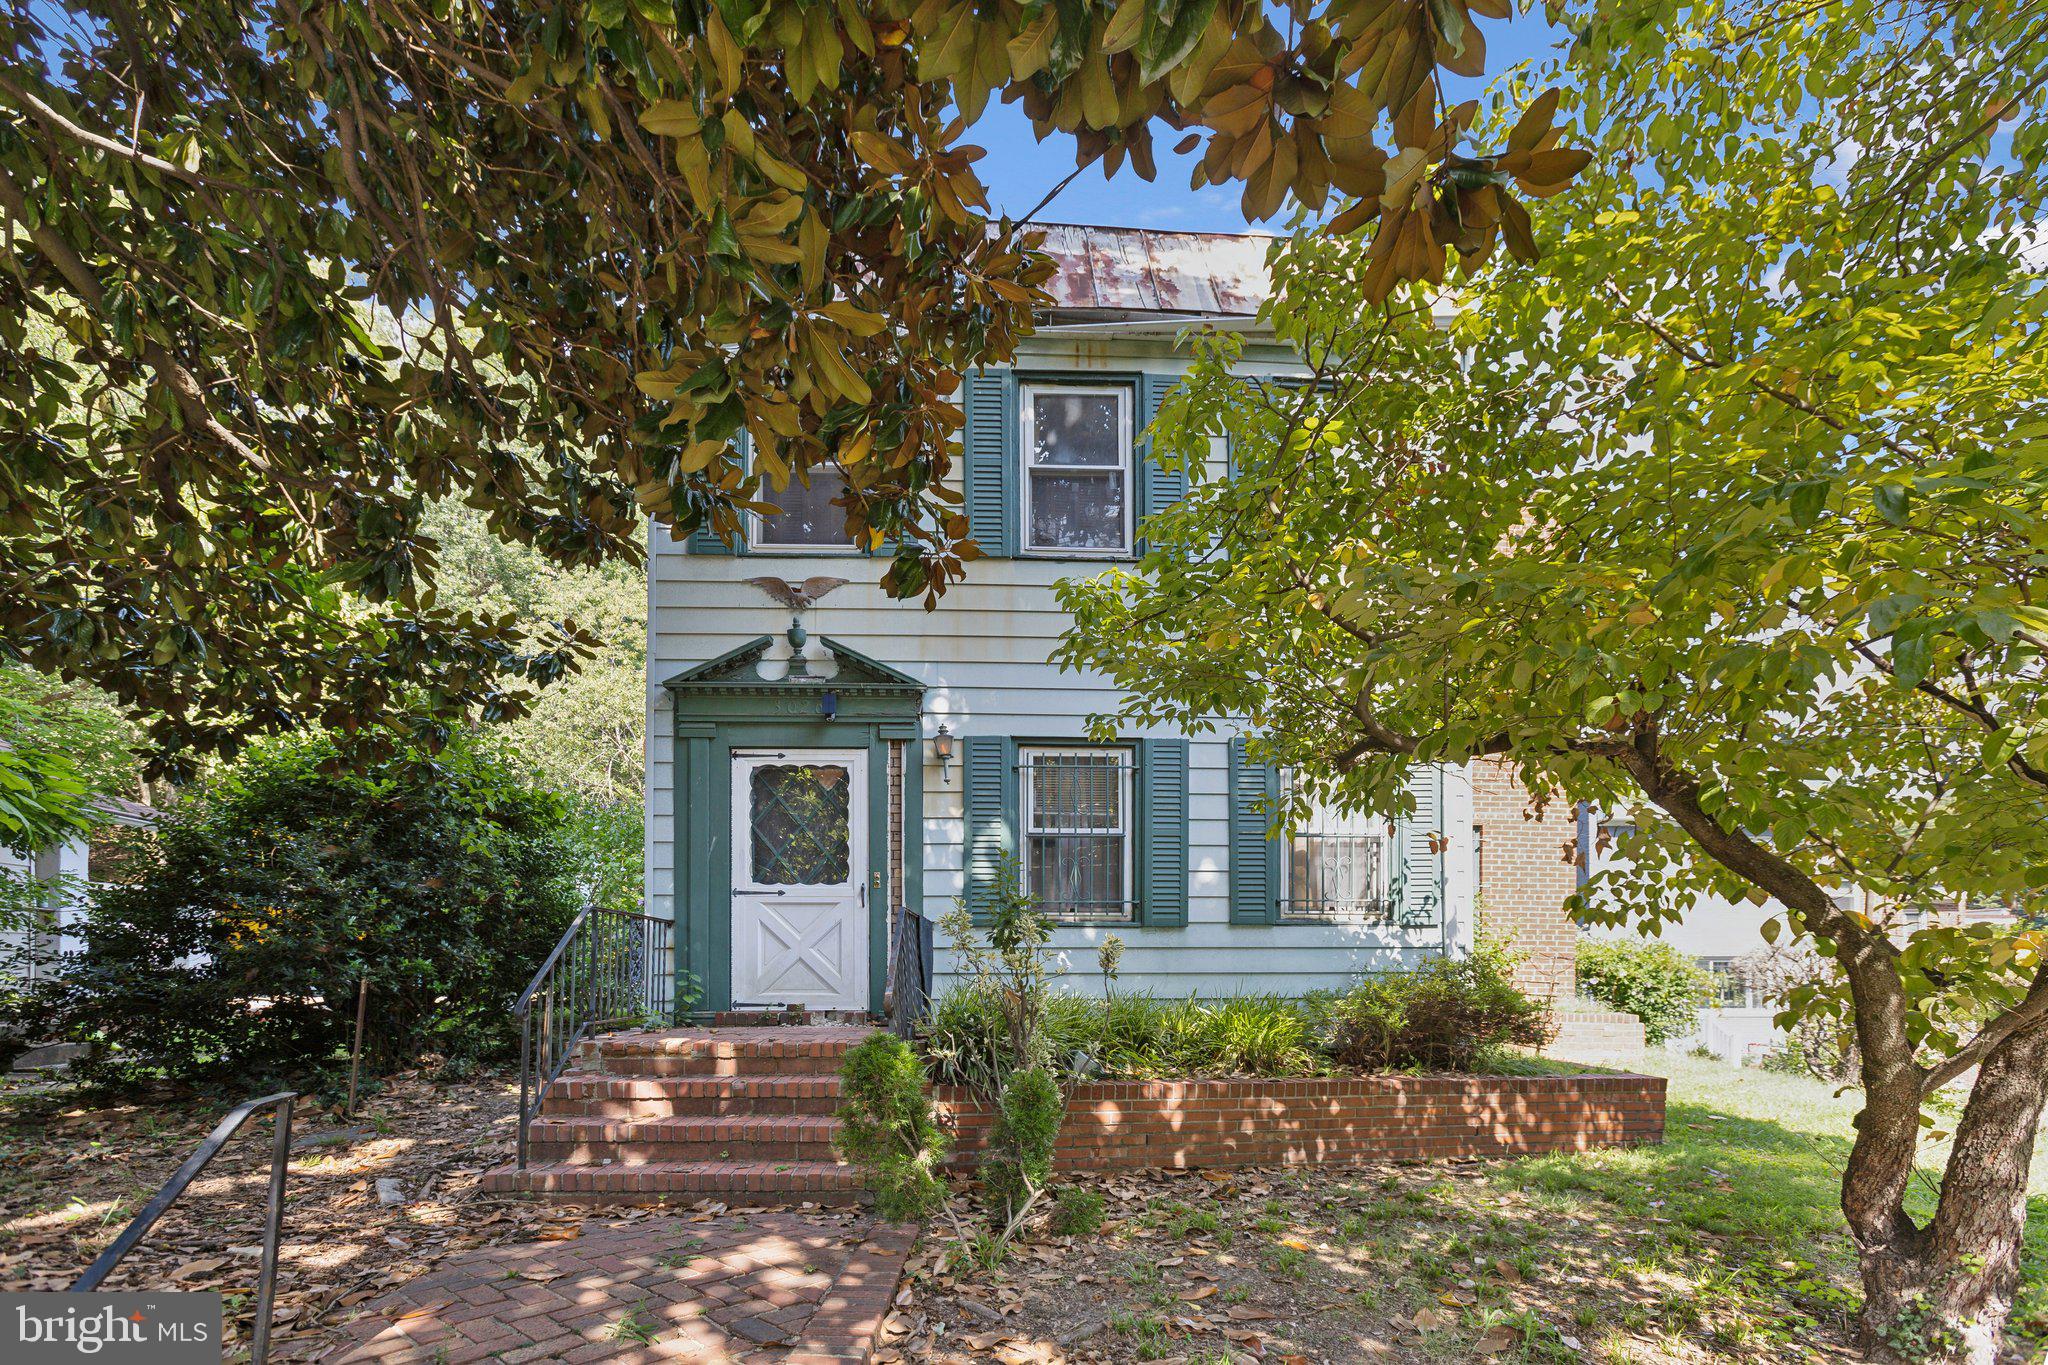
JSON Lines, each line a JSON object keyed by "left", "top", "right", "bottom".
{"left": 10, "top": 736, "right": 582, "bottom": 1091}
{"left": 1576, "top": 938, "right": 1716, "bottom": 1045}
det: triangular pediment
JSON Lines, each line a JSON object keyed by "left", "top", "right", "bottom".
{"left": 661, "top": 635, "right": 924, "bottom": 694}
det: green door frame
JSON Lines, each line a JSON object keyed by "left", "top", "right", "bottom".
{"left": 663, "top": 635, "right": 925, "bottom": 1016}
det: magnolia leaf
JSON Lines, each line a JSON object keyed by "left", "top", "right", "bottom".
{"left": 638, "top": 100, "right": 700, "bottom": 138}
{"left": 1508, "top": 87, "right": 1560, "bottom": 153}
{"left": 1138, "top": 0, "right": 1223, "bottom": 85}
{"left": 1102, "top": 0, "right": 1146, "bottom": 54}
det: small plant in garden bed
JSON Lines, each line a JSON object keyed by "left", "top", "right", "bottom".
{"left": 832, "top": 1033, "right": 948, "bottom": 1222}
{"left": 923, "top": 936, "right": 1558, "bottom": 1084}
{"left": 1049, "top": 1186, "right": 1105, "bottom": 1238}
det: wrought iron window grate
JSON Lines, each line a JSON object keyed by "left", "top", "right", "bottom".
{"left": 1282, "top": 831, "right": 1395, "bottom": 923}
{"left": 1018, "top": 748, "right": 1138, "bottom": 925}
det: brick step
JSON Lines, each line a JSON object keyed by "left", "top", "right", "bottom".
{"left": 478, "top": 1158, "right": 865, "bottom": 1205}
{"left": 526, "top": 1115, "right": 844, "bottom": 1164}
{"left": 587, "top": 1026, "right": 874, "bottom": 1077}
{"left": 541, "top": 1073, "right": 843, "bottom": 1119}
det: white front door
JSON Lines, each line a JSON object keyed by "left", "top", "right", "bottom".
{"left": 730, "top": 749, "right": 869, "bottom": 1011}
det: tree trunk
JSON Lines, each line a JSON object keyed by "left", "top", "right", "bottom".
{"left": 1605, "top": 739, "right": 2048, "bottom": 1363}
{"left": 1853, "top": 1024, "right": 2048, "bottom": 1364}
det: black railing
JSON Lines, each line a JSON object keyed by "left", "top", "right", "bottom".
{"left": 72, "top": 1091, "right": 296, "bottom": 1364}
{"left": 514, "top": 905, "right": 675, "bottom": 1169}
{"left": 887, "top": 906, "right": 935, "bottom": 1039}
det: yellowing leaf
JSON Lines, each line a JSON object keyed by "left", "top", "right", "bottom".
{"left": 819, "top": 302, "right": 887, "bottom": 335}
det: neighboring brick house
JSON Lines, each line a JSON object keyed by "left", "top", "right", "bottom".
{"left": 1470, "top": 759, "right": 1582, "bottom": 999}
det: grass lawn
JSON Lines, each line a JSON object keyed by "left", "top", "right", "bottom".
{"left": 1505, "top": 1051, "right": 2048, "bottom": 1351}
{"left": 887, "top": 1051, "right": 2048, "bottom": 1364}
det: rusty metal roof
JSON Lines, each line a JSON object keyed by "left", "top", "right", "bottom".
{"left": 1034, "top": 224, "right": 1273, "bottom": 317}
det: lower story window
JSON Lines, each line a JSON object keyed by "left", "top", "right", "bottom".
{"left": 1283, "top": 798, "right": 1392, "bottom": 923}
{"left": 1697, "top": 956, "right": 1755, "bottom": 1008}
{"left": 1020, "top": 746, "right": 1135, "bottom": 924}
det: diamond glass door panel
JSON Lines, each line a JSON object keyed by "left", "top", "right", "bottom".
{"left": 747, "top": 764, "right": 852, "bottom": 886}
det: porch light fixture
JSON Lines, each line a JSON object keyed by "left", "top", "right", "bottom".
{"left": 820, "top": 691, "right": 838, "bottom": 721}
{"left": 933, "top": 724, "right": 956, "bottom": 783}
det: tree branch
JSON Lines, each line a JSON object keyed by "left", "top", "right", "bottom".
{"left": 0, "top": 163, "right": 273, "bottom": 473}
{"left": 1850, "top": 639, "right": 2048, "bottom": 791}
{"left": 0, "top": 74, "right": 263, "bottom": 193}
{"left": 1922, "top": 963, "right": 2048, "bottom": 1096}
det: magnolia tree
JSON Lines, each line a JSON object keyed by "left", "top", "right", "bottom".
{"left": 1059, "top": 2, "right": 2048, "bottom": 1357}
{"left": 0, "top": 0, "right": 1585, "bottom": 773}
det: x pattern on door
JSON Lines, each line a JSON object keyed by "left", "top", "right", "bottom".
{"left": 745, "top": 903, "right": 852, "bottom": 998}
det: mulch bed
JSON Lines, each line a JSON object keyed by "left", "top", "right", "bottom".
{"left": 880, "top": 1164, "right": 1867, "bottom": 1364}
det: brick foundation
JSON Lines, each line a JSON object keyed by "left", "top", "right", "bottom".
{"left": 934, "top": 1073, "right": 1664, "bottom": 1171}
{"left": 1471, "top": 759, "right": 1581, "bottom": 999}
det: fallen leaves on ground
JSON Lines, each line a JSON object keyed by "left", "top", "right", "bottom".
{"left": 0, "top": 1066, "right": 603, "bottom": 1360}
{"left": 873, "top": 1162, "right": 1867, "bottom": 1363}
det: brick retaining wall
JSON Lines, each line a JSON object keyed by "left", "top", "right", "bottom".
{"left": 934, "top": 1073, "right": 1665, "bottom": 1171}
{"left": 1548, "top": 1010, "right": 1649, "bottom": 1063}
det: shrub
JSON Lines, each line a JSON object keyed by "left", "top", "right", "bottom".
{"left": 560, "top": 794, "right": 645, "bottom": 914}
{"left": 1050, "top": 1187, "right": 1105, "bottom": 1238}
{"left": 984, "top": 1065, "right": 1063, "bottom": 1223}
{"left": 1325, "top": 944, "right": 1555, "bottom": 1071}
{"left": 936, "top": 861, "right": 1055, "bottom": 1091}
{"left": 1576, "top": 939, "right": 1716, "bottom": 1045}
{"left": 5, "top": 734, "right": 582, "bottom": 1091}
{"left": 834, "top": 1033, "right": 949, "bottom": 1221}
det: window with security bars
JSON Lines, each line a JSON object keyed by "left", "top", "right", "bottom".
{"left": 1282, "top": 797, "right": 1392, "bottom": 923}
{"left": 1020, "top": 747, "right": 1136, "bottom": 924}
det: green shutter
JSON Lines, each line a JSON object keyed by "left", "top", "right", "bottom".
{"left": 1391, "top": 765, "right": 1445, "bottom": 928}
{"left": 962, "top": 735, "right": 1016, "bottom": 923}
{"left": 1137, "top": 737, "right": 1189, "bottom": 928}
{"left": 687, "top": 432, "right": 750, "bottom": 554}
{"left": 1137, "top": 373, "right": 1187, "bottom": 524}
{"left": 963, "top": 369, "right": 1017, "bottom": 557}
{"left": 1228, "top": 738, "right": 1281, "bottom": 925}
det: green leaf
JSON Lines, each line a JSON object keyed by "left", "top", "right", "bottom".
{"left": 1873, "top": 482, "right": 1911, "bottom": 525}
{"left": 1137, "top": 0, "right": 1220, "bottom": 85}
{"left": 1788, "top": 479, "right": 1828, "bottom": 527}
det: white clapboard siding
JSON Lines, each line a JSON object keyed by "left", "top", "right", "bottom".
{"left": 645, "top": 338, "right": 1475, "bottom": 1000}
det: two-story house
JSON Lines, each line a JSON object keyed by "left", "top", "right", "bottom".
{"left": 642, "top": 225, "right": 1581, "bottom": 1017}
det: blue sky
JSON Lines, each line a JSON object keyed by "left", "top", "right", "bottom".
{"left": 965, "top": 11, "right": 1573, "bottom": 232}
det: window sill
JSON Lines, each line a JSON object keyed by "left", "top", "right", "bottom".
{"left": 741, "top": 547, "right": 867, "bottom": 557}
{"left": 1018, "top": 550, "right": 1135, "bottom": 562}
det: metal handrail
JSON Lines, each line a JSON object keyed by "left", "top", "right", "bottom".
{"left": 72, "top": 1091, "right": 296, "bottom": 1364}
{"left": 514, "top": 905, "right": 674, "bottom": 1169}
{"left": 887, "top": 907, "right": 935, "bottom": 1039}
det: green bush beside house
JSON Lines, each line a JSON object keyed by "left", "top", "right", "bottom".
{"left": 4, "top": 735, "right": 584, "bottom": 1092}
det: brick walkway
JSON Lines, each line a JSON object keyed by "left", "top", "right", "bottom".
{"left": 325, "top": 1212, "right": 917, "bottom": 1364}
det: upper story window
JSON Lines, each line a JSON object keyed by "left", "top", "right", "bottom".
{"left": 751, "top": 464, "right": 855, "bottom": 552}
{"left": 1021, "top": 384, "right": 1131, "bottom": 555}
{"left": 1020, "top": 745, "right": 1136, "bottom": 924}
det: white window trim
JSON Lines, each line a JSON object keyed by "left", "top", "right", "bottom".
{"left": 1019, "top": 382, "right": 1134, "bottom": 558}
{"left": 1019, "top": 743, "right": 1135, "bottom": 922}
{"left": 747, "top": 464, "right": 863, "bottom": 554}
